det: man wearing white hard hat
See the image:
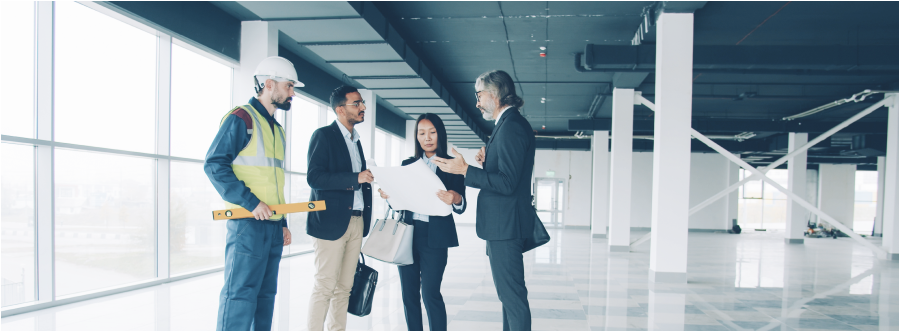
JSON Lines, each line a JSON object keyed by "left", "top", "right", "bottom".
{"left": 204, "top": 56, "right": 303, "bottom": 331}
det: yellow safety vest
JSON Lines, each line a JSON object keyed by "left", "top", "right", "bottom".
{"left": 219, "top": 104, "right": 286, "bottom": 220}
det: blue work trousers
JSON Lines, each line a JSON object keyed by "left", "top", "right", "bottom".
{"left": 217, "top": 218, "right": 284, "bottom": 331}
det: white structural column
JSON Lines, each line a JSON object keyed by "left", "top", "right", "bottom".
{"left": 725, "top": 157, "right": 740, "bottom": 230}
{"left": 882, "top": 93, "right": 899, "bottom": 259}
{"left": 405, "top": 120, "right": 416, "bottom": 158}
{"left": 356, "top": 89, "right": 378, "bottom": 159}
{"left": 785, "top": 133, "right": 808, "bottom": 244}
{"left": 874, "top": 156, "right": 885, "bottom": 236}
{"left": 155, "top": 33, "right": 172, "bottom": 278}
{"left": 648, "top": 12, "right": 693, "bottom": 283}
{"left": 234, "top": 21, "right": 278, "bottom": 107}
{"left": 817, "top": 164, "right": 856, "bottom": 230}
{"left": 608, "top": 89, "right": 634, "bottom": 251}
{"left": 591, "top": 131, "right": 610, "bottom": 238}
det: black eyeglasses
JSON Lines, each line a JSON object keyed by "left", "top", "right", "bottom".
{"left": 342, "top": 100, "right": 366, "bottom": 108}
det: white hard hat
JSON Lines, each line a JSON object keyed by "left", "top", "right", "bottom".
{"left": 253, "top": 56, "right": 304, "bottom": 93}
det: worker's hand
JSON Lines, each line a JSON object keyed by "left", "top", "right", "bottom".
{"left": 436, "top": 190, "right": 461, "bottom": 206}
{"left": 358, "top": 169, "right": 374, "bottom": 184}
{"left": 475, "top": 147, "right": 485, "bottom": 167}
{"left": 283, "top": 227, "right": 292, "bottom": 246}
{"left": 252, "top": 201, "right": 273, "bottom": 220}
{"left": 378, "top": 188, "right": 390, "bottom": 199}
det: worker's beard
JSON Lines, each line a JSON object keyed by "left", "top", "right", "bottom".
{"left": 272, "top": 94, "right": 292, "bottom": 111}
{"left": 480, "top": 98, "right": 497, "bottom": 120}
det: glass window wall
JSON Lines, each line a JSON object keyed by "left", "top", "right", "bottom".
{"left": 289, "top": 174, "right": 314, "bottom": 253}
{"left": 54, "top": 2, "right": 157, "bottom": 153}
{"left": 0, "top": 0, "right": 332, "bottom": 311}
{"left": 290, "top": 97, "right": 320, "bottom": 173}
{"left": 854, "top": 170, "right": 878, "bottom": 234}
{"left": 170, "top": 42, "right": 233, "bottom": 160}
{"left": 1, "top": 143, "right": 36, "bottom": 307}
{"left": 170, "top": 161, "right": 227, "bottom": 276}
{"left": 738, "top": 169, "right": 788, "bottom": 230}
{"left": 0, "top": 2, "right": 35, "bottom": 138}
{"left": 54, "top": 149, "right": 155, "bottom": 297}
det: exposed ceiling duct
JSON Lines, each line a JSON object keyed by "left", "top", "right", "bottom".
{"left": 577, "top": 45, "right": 899, "bottom": 75}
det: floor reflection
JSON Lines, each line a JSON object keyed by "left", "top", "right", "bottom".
{"left": 1, "top": 227, "right": 898, "bottom": 331}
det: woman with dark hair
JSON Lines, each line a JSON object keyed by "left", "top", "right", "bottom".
{"left": 378, "top": 113, "right": 466, "bottom": 331}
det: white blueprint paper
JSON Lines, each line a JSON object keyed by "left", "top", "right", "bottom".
{"left": 370, "top": 160, "right": 451, "bottom": 216}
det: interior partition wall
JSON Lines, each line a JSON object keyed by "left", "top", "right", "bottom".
{"left": 0, "top": 2, "right": 327, "bottom": 316}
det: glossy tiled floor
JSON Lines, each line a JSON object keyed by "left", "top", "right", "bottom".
{"left": 3, "top": 226, "right": 898, "bottom": 331}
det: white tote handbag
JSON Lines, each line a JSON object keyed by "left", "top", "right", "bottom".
{"left": 361, "top": 207, "right": 414, "bottom": 266}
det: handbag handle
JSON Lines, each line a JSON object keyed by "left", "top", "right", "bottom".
{"left": 383, "top": 204, "right": 394, "bottom": 220}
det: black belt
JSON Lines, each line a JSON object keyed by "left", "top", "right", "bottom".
{"left": 351, "top": 210, "right": 363, "bottom": 217}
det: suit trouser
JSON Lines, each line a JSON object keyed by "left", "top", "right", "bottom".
{"left": 398, "top": 221, "right": 449, "bottom": 331}
{"left": 487, "top": 238, "right": 531, "bottom": 331}
{"left": 217, "top": 218, "right": 284, "bottom": 331}
{"left": 308, "top": 216, "right": 364, "bottom": 331}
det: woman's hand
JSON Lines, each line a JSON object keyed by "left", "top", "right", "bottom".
{"left": 378, "top": 188, "right": 390, "bottom": 199}
{"left": 436, "top": 190, "right": 461, "bottom": 205}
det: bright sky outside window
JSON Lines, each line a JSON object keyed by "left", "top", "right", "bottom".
{"left": 0, "top": 2, "right": 35, "bottom": 138}
{"left": 54, "top": 149, "right": 155, "bottom": 296}
{"left": 54, "top": 1, "right": 156, "bottom": 153}
{"left": 290, "top": 97, "right": 320, "bottom": 172}
{"left": 326, "top": 107, "right": 337, "bottom": 125}
{"left": 170, "top": 161, "right": 226, "bottom": 275}
{"left": 1, "top": 143, "right": 36, "bottom": 307}
{"left": 289, "top": 174, "right": 314, "bottom": 253}
{"left": 854, "top": 170, "right": 878, "bottom": 234}
{"left": 738, "top": 169, "right": 789, "bottom": 230}
{"left": 171, "top": 41, "right": 233, "bottom": 160}
{"left": 375, "top": 129, "right": 387, "bottom": 168}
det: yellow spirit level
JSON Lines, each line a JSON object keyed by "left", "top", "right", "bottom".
{"left": 212, "top": 201, "right": 326, "bottom": 220}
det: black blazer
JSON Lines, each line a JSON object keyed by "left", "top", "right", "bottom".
{"left": 394, "top": 156, "right": 466, "bottom": 249}
{"left": 306, "top": 121, "right": 373, "bottom": 241}
{"left": 464, "top": 108, "right": 536, "bottom": 241}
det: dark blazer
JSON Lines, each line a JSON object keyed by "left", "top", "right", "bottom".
{"left": 395, "top": 156, "right": 466, "bottom": 248}
{"left": 306, "top": 121, "right": 373, "bottom": 241}
{"left": 464, "top": 108, "right": 536, "bottom": 241}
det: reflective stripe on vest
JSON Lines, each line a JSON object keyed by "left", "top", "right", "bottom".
{"left": 219, "top": 104, "right": 286, "bottom": 220}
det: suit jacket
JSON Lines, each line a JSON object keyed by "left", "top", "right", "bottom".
{"left": 306, "top": 121, "right": 373, "bottom": 241}
{"left": 464, "top": 108, "right": 536, "bottom": 241}
{"left": 395, "top": 156, "right": 466, "bottom": 248}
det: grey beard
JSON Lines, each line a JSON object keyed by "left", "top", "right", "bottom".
{"left": 481, "top": 99, "right": 497, "bottom": 120}
{"left": 482, "top": 109, "right": 493, "bottom": 120}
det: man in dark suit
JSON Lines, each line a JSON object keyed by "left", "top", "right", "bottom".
{"left": 306, "top": 85, "right": 374, "bottom": 331}
{"left": 434, "top": 70, "right": 535, "bottom": 331}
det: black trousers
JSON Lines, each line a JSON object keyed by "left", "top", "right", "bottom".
{"left": 398, "top": 221, "right": 449, "bottom": 331}
{"left": 487, "top": 238, "right": 531, "bottom": 331}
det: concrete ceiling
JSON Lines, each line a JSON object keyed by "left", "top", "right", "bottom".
{"left": 211, "top": 1, "right": 898, "bottom": 165}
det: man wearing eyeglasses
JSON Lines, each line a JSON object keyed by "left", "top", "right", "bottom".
{"left": 305, "top": 85, "right": 374, "bottom": 330}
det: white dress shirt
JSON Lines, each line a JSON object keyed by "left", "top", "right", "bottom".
{"left": 337, "top": 122, "right": 364, "bottom": 211}
{"left": 494, "top": 105, "right": 513, "bottom": 124}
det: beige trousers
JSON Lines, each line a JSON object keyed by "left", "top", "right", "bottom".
{"left": 307, "top": 216, "right": 364, "bottom": 331}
